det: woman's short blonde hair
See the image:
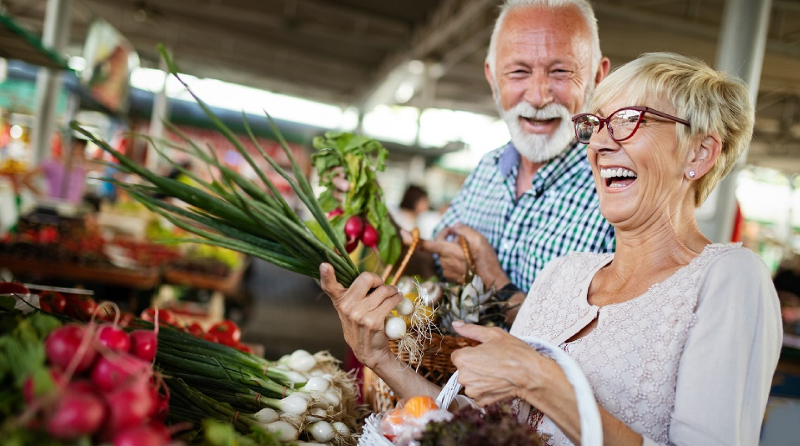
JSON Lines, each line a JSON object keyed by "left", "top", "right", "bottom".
{"left": 591, "top": 52, "right": 754, "bottom": 207}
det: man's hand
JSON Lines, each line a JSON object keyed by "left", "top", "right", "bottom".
{"left": 401, "top": 227, "right": 470, "bottom": 284}
{"left": 450, "top": 224, "right": 513, "bottom": 289}
{"left": 318, "top": 263, "right": 403, "bottom": 369}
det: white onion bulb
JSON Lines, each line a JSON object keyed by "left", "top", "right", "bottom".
{"left": 384, "top": 316, "right": 407, "bottom": 340}
{"left": 394, "top": 296, "right": 414, "bottom": 316}
{"left": 265, "top": 420, "right": 299, "bottom": 442}
{"left": 307, "top": 421, "right": 335, "bottom": 442}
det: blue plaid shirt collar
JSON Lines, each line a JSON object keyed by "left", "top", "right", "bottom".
{"left": 496, "top": 141, "right": 587, "bottom": 197}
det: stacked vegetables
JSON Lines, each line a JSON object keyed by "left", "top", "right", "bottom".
{"left": 150, "top": 323, "right": 359, "bottom": 445}
{"left": 0, "top": 300, "right": 172, "bottom": 446}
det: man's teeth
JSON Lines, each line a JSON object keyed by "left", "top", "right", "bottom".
{"left": 600, "top": 168, "right": 637, "bottom": 179}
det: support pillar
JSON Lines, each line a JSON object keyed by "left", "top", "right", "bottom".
{"left": 698, "top": 0, "right": 772, "bottom": 242}
{"left": 31, "top": 0, "right": 72, "bottom": 167}
{"left": 146, "top": 55, "right": 170, "bottom": 172}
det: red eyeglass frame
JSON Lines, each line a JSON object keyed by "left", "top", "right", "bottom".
{"left": 571, "top": 106, "right": 691, "bottom": 144}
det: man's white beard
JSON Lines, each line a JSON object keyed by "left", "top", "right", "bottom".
{"left": 498, "top": 99, "right": 576, "bottom": 163}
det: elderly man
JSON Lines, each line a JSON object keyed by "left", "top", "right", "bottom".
{"left": 411, "top": 0, "right": 614, "bottom": 318}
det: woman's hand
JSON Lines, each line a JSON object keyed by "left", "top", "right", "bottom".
{"left": 318, "top": 263, "right": 403, "bottom": 369}
{"left": 450, "top": 322, "right": 566, "bottom": 407}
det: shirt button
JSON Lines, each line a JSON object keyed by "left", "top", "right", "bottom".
{"left": 502, "top": 240, "right": 513, "bottom": 250}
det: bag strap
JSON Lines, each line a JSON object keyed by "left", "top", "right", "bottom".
{"left": 435, "top": 335, "right": 603, "bottom": 446}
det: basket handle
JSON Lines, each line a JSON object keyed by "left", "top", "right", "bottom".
{"left": 435, "top": 335, "right": 603, "bottom": 446}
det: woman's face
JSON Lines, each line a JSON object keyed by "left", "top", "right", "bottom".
{"left": 586, "top": 97, "right": 691, "bottom": 231}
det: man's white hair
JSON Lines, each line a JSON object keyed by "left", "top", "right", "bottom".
{"left": 485, "top": 0, "right": 601, "bottom": 81}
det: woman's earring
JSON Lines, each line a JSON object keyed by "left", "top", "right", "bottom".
{"left": 688, "top": 170, "right": 696, "bottom": 179}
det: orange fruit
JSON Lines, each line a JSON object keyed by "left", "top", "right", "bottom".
{"left": 402, "top": 395, "right": 438, "bottom": 418}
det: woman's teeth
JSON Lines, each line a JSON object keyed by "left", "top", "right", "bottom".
{"left": 600, "top": 167, "right": 637, "bottom": 179}
{"left": 600, "top": 167, "right": 637, "bottom": 188}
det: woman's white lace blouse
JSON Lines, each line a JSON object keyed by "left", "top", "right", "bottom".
{"left": 509, "top": 243, "right": 782, "bottom": 446}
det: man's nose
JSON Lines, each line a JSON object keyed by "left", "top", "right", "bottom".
{"left": 524, "top": 70, "right": 554, "bottom": 108}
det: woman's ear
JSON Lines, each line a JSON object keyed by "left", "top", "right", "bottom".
{"left": 686, "top": 133, "right": 722, "bottom": 180}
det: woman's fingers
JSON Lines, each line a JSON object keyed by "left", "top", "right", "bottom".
{"left": 319, "top": 263, "right": 346, "bottom": 300}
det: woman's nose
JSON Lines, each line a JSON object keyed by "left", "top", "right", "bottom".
{"left": 586, "top": 124, "right": 619, "bottom": 153}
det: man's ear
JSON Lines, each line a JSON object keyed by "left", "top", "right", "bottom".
{"left": 484, "top": 62, "right": 498, "bottom": 100}
{"left": 686, "top": 133, "right": 722, "bottom": 180}
{"left": 595, "top": 57, "right": 611, "bottom": 85}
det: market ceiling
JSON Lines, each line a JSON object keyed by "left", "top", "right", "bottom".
{"left": 5, "top": 0, "right": 800, "bottom": 173}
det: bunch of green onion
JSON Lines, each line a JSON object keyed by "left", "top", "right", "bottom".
{"left": 71, "top": 44, "right": 359, "bottom": 288}
{"left": 151, "top": 323, "right": 358, "bottom": 444}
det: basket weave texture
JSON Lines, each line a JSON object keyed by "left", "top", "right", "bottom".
{"left": 362, "top": 332, "right": 479, "bottom": 413}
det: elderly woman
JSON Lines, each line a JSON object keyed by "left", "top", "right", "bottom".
{"left": 319, "top": 52, "right": 782, "bottom": 446}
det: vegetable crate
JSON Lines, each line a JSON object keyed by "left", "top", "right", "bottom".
{"left": 362, "top": 332, "right": 479, "bottom": 413}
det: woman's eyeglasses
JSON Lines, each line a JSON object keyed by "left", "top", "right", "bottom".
{"left": 571, "top": 106, "right": 690, "bottom": 144}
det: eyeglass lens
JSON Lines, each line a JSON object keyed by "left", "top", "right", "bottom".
{"left": 575, "top": 109, "right": 644, "bottom": 143}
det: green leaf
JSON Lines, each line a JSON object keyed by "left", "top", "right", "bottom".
{"left": 28, "top": 313, "right": 61, "bottom": 340}
{"left": 201, "top": 419, "right": 240, "bottom": 446}
{"left": 0, "top": 296, "right": 15, "bottom": 311}
{"left": 318, "top": 193, "right": 340, "bottom": 213}
{"left": 305, "top": 219, "right": 334, "bottom": 249}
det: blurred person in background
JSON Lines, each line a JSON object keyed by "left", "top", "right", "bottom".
{"left": 21, "top": 135, "right": 91, "bottom": 204}
{"left": 393, "top": 184, "right": 430, "bottom": 233}
{"left": 404, "top": 0, "right": 615, "bottom": 320}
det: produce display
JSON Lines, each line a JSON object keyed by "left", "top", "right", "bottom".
{"left": 0, "top": 295, "right": 173, "bottom": 445}
{"left": 0, "top": 284, "right": 360, "bottom": 445}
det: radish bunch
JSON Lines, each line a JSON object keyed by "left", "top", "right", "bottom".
{"left": 27, "top": 315, "right": 171, "bottom": 446}
{"left": 339, "top": 213, "right": 379, "bottom": 254}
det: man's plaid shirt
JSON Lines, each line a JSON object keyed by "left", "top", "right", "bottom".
{"left": 435, "top": 141, "right": 616, "bottom": 291}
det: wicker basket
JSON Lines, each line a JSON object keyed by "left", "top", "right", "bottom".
{"left": 362, "top": 332, "right": 480, "bottom": 413}
{"left": 359, "top": 335, "right": 603, "bottom": 446}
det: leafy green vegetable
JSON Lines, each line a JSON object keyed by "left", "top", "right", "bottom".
{"left": 197, "top": 419, "right": 283, "bottom": 446}
{"left": 312, "top": 131, "right": 401, "bottom": 265}
{"left": 419, "top": 401, "right": 544, "bottom": 446}
{"left": 0, "top": 424, "right": 88, "bottom": 446}
{"left": 0, "top": 312, "right": 61, "bottom": 419}
{"left": 0, "top": 296, "right": 15, "bottom": 311}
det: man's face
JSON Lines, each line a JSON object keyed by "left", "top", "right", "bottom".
{"left": 488, "top": 6, "right": 596, "bottom": 162}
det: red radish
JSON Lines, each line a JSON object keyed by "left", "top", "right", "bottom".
{"left": 344, "top": 216, "right": 364, "bottom": 242}
{"left": 148, "top": 419, "right": 171, "bottom": 442}
{"left": 154, "top": 393, "right": 170, "bottom": 422}
{"left": 112, "top": 424, "right": 169, "bottom": 446}
{"left": 105, "top": 379, "right": 157, "bottom": 431}
{"left": 46, "top": 383, "right": 106, "bottom": 439}
{"left": 91, "top": 354, "right": 151, "bottom": 392}
{"left": 328, "top": 208, "right": 344, "bottom": 218}
{"left": 361, "top": 223, "right": 379, "bottom": 249}
{"left": 97, "top": 325, "right": 131, "bottom": 353}
{"left": 130, "top": 330, "right": 158, "bottom": 362}
{"left": 45, "top": 324, "right": 97, "bottom": 373}
{"left": 23, "top": 368, "right": 64, "bottom": 404}
{"left": 345, "top": 239, "right": 359, "bottom": 253}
